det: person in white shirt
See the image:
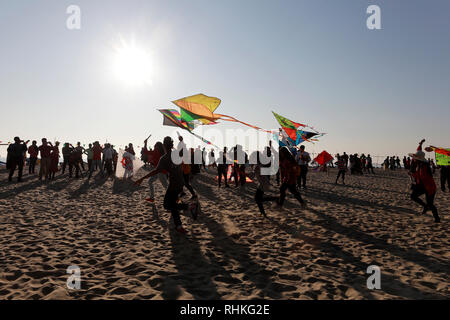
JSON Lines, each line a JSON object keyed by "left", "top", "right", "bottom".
{"left": 102, "top": 143, "right": 114, "bottom": 176}
{"left": 295, "top": 145, "right": 311, "bottom": 189}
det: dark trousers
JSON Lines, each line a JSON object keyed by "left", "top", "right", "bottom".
{"left": 279, "top": 183, "right": 304, "bottom": 206}
{"left": 78, "top": 159, "right": 85, "bottom": 171}
{"left": 230, "top": 164, "right": 239, "bottom": 186}
{"left": 69, "top": 161, "right": 81, "bottom": 178}
{"left": 8, "top": 157, "right": 24, "bottom": 181}
{"left": 255, "top": 188, "right": 278, "bottom": 216}
{"left": 367, "top": 164, "right": 375, "bottom": 174}
{"left": 164, "top": 189, "right": 188, "bottom": 228}
{"left": 88, "top": 159, "right": 93, "bottom": 172}
{"left": 441, "top": 167, "right": 450, "bottom": 191}
{"left": 104, "top": 159, "right": 113, "bottom": 175}
{"left": 62, "top": 156, "right": 70, "bottom": 174}
{"left": 239, "top": 165, "right": 246, "bottom": 186}
{"left": 411, "top": 184, "right": 440, "bottom": 222}
{"left": 336, "top": 169, "right": 346, "bottom": 183}
{"left": 298, "top": 165, "right": 308, "bottom": 188}
{"left": 217, "top": 165, "right": 228, "bottom": 187}
{"left": 183, "top": 174, "right": 196, "bottom": 196}
{"left": 29, "top": 157, "right": 37, "bottom": 174}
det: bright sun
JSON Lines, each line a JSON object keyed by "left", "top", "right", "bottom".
{"left": 112, "top": 40, "right": 153, "bottom": 87}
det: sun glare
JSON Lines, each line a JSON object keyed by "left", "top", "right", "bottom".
{"left": 112, "top": 40, "right": 153, "bottom": 87}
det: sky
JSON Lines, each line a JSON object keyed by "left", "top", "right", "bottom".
{"left": 1, "top": 0, "right": 449, "bottom": 164}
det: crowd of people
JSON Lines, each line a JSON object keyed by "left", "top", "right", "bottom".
{"left": 4, "top": 137, "right": 140, "bottom": 182}
{"left": 4, "top": 135, "right": 447, "bottom": 232}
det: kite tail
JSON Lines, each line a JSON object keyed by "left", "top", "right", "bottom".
{"left": 216, "top": 114, "right": 273, "bottom": 133}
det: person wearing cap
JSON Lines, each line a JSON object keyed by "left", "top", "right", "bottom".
{"left": 408, "top": 139, "right": 440, "bottom": 223}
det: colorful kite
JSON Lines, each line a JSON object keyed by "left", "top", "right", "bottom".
{"left": 313, "top": 151, "right": 333, "bottom": 166}
{"left": 272, "top": 111, "right": 324, "bottom": 145}
{"left": 172, "top": 94, "right": 272, "bottom": 133}
{"left": 425, "top": 146, "right": 450, "bottom": 166}
{"left": 158, "top": 109, "right": 215, "bottom": 146}
{"left": 426, "top": 146, "right": 450, "bottom": 157}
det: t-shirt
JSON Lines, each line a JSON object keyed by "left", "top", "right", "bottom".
{"left": 156, "top": 152, "right": 185, "bottom": 191}
{"left": 102, "top": 148, "right": 114, "bottom": 160}
{"left": 8, "top": 143, "right": 27, "bottom": 159}
{"left": 28, "top": 145, "right": 38, "bottom": 158}
{"left": 296, "top": 151, "right": 311, "bottom": 166}
{"left": 38, "top": 145, "right": 52, "bottom": 158}
{"left": 85, "top": 148, "right": 93, "bottom": 160}
{"left": 146, "top": 149, "right": 162, "bottom": 167}
{"left": 93, "top": 145, "right": 103, "bottom": 160}
{"left": 62, "top": 146, "right": 72, "bottom": 157}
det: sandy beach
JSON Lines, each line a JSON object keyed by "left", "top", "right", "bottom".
{"left": 0, "top": 165, "right": 448, "bottom": 300}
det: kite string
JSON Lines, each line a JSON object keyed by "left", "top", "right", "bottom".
{"left": 216, "top": 114, "right": 273, "bottom": 134}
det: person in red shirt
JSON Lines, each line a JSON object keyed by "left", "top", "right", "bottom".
{"left": 89, "top": 141, "right": 103, "bottom": 179}
{"left": 38, "top": 138, "right": 52, "bottom": 181}
{"left": 28, "top": 140, "right": 39, "bottom": 174}
{"left": 408, "top": 139, "right": 440, "bottom": 223}
{"left": 48, "top": 141, "right": 60, "bottom": 180}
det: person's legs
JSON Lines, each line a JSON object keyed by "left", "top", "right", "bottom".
{"left": 279, "top": 183, "right": 288, "bottom": 206}
{"left": 79, "top": 159, "right": 85, "bottom": 171}
{"left": 255, "top": 188, "right": 278, "bottom": 216}
{"left": 69, "top": 162, "right": 73, "bottom": 178}
{"left": 411, "top": 185, "right": 427, "bottom": 209}
{"left": 300, "top": 165, "right": 308, "bottom": 188}
{"left": 341, "top": 170, "right": 346, "bottom": 183}
{"left": 148, "top": 175, "right": 157, "bottom": 199}
{"left": 98, "top": 160, "right": 104, "bottom": 174}
{"left": 288, "top": 184, "right": 305, "bottom": 205}
{"left": 183, "top": 174, "right": 196, "bottom": 197}
{"left": 75, "top": 163, "right": 80, "bottom": 178}
{"left": 105, "top": 159, "right": 113, "bottom": 175}
{"left": 17, "top": 161, "right": 24, "bottom": 181}
{"left": 29, "top": 157, "right": 36, "bottom": 174}
{"left": 217, "top": 166, "right": 222, "bottom": 187}
{"left": 441, "top": 167, "right": 447, "bottom": 192}
{"left": 163, "top": 190, "right": 187, "bottom": 229}
{"left": 42, "top": 158, "right": 49, "bottom": 180}
{"left": 88, "top": 159, "right": 92, "bottom": 172}
{"left": 425, "top": 193, "right": 440, "bottom": 222}
{"left": 447, "top": 167, "right": 450, "bottom": 191}
{"left": 8, "top": 158, "right": 17, "bottom": 181}
{"left": 39, "top": 159, "right": 44, "bottom": 180}
{"left": 336, "top": 170, "right": 342, "bottom": 184}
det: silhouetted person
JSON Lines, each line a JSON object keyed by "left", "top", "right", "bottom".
{"left": 7, "top": 137, "right": 28, "bottom": 182}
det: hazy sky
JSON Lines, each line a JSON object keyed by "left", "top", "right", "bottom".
{"left": 1, "top": 0, "right": 449, "bottom": 163}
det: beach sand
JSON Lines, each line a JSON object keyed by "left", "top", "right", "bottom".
{"left": 0, "top": 165, "right": 448, "bottom": 300}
